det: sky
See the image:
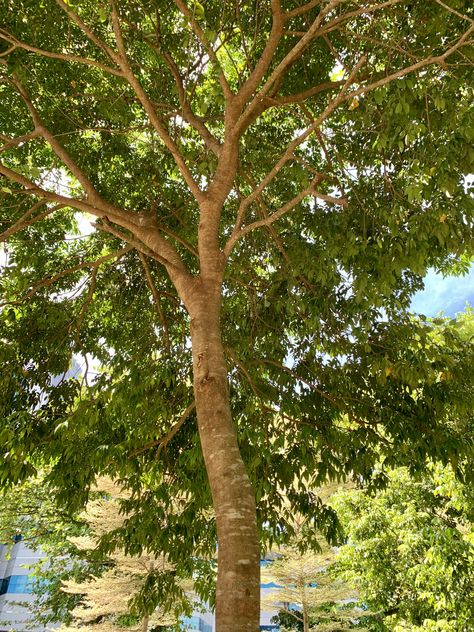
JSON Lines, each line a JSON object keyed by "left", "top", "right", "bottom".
{"left": 410, "top": 266, "right": 474, "bottom": 317}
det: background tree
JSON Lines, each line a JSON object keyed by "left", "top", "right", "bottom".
{"left": 0, "top": 473, "right": 98, "bottom": 627}
{"left": 1, "top": 1, "right": 473, "bottom": 629}
{"left": 333, "top": 463, "right": 474, "bottom": 631}
{"left": 55, "top": 477, "right": 190, "bottom": 632}
{"left": 262, "top": 544, "right": 369, "bottom": 632}
{"left": 0, "top": 474, "right": 195, "bottom": 630}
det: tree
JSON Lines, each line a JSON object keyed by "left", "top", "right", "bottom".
{"left": 0, "top": 1, "right": 473, "bottom": 629}
{"left": 0, "top": 474, "right": 196, "bottom": 630}
{"left": 0, "top": 473, "right": 96, "bottom": 627}
{"left": 262, "top": 544, "right": 368, "bottom": 632}
{"left": 56, "top": 477, "right": 189, "bottom": 632}
{"left": 332, "top": 463, "right": 474, "bottom": 630}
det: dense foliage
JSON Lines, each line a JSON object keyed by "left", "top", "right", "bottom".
{"left": 334, "top": 463, "right": 474, "bottom": 631}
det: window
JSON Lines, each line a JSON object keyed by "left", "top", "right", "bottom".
{"left": 0, "top": 575, "right": 33, "bottom": 595}
{"left": 0, "top": 578, "right": 9, "bottom": 596}
{"left": 181, "top": 615, "right": 212, "bottom": 632}
{"left": 261, "top": 581, "right": 282, "bottom": 588}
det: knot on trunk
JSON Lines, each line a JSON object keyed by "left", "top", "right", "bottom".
{"left": 199, "top": 372, "right": 213, "bottom": 387}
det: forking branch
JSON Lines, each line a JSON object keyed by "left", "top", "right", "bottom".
{"left": 0, "top": 27, "right": 124, "bottom": 77}
{"left": 224, "top": 10, "right": 473, "bottom": 258}
{"left": 224, "top": 56, "right": 365, "bottom": 256}
{"left": 0, "top": 201, "right": 65, "bottom": 243}
{"left": 172, "top": 0, "right": 232, "bottom": 101}
{"left": 1, "top": 60, "right": 193, "bottom": 291}
{"left": 109, "top": 1, "right": 204, "bottom": 204}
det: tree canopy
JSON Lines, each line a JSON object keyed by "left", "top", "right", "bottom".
{"left": 0, "top": 1, "right": 473, "bottom": 627}
{"left": 333, "top": 462, "right": 474, "bottom": 631}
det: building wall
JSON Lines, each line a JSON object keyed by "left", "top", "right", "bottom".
{"left": 0, "top": 539, "right": 44, "bottom": 632}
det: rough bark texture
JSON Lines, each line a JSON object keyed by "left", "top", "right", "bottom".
{"left": 189, "top": 281, "right": 260, "bottom": 631}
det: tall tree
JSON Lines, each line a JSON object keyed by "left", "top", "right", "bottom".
{"left": 0, "top": 2, "right": 473, "bottom": 629}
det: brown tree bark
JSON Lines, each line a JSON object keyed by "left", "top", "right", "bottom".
{"left": 188, "top": 278, "right": 260, "bottom": 631}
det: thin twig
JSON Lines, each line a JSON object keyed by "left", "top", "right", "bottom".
{"left": 138, "top": 251, "right": 171, "bottom": 352}
{"left": 2, "top": 247, "right": 132, "bottom": 306}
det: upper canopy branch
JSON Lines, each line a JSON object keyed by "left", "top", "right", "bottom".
{"left": 0, "top": 27, "right": 124, "bottom": 77}
{"left": 8, "top": 73, "right": 134, "bottom": 224}
{"left": 236, "top": 0, "right": 346, "bottom": 133}
{"left": 172, "top": 0, "right": 233, "bottom": 101}
{"left": 109, "top": 2, "right": 204, "bottom": 204}
{"left": 1, "top": 246, "right": 132, "bottom": 307}
{"left": 286, "top": 0, "right": 323, "bottom": 19}
{"left": 236, "top": 0, "right": 403, "bottom": 135}
{"left": 233, "top": 0, "right": 285, "bottom": 110}
{"left": 116, "top": 11, "right": 222, "bottom": 156}
{"left": 433, "top": 0, "right": 474, "bottom": 23}
{"left": 223, "top": 178, "right": 347, "bottom": 257}
{"left": 313, "top": 0, "right": 404, "bottom": 38}
{"left": 0, "top": 201, "right": 65, "bottom": 243}
{"left": 346, "top": 22, "right": 474, "bottom": 101}
{"left": 224, "top": 2, "right": 472, "bottom": 257}
{"left": 157, "top": 44, "right": 221, "bottom": 156}
{"left": 0, "top": 130, "right": 41, "bottom": 153}
{"left": 55, "top": 0, "right": 119, "bottom": 64}
{"left": 224, "top": 56, "right": 365, "bottom": 254}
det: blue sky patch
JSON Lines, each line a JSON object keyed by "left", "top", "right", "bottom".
{"left": 411, "top": 266, "right": 474, "bottom": 317}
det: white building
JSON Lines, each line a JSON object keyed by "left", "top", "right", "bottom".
{"left": 0, "top": 538, "right": 44, "bottom": 632}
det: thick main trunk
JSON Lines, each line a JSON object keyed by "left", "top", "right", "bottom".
{"left": 189, "top": 286, "right": 260, "bottom": 631}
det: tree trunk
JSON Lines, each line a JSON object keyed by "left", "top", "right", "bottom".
{"left": 303, "top": 607, "right": 309, "bottom": 632}
{"left": 189, "top": 282, "right": 260, "bottom": 631}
